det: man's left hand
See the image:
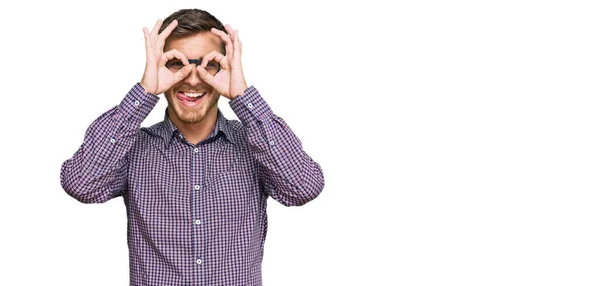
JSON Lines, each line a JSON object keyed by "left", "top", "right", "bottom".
{"left": 197, "top": 24, "right": 248, "bottom": 100}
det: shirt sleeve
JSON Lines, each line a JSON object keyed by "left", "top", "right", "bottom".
{"left": 60, "top": 83, "right": 159, "bottom": 204}
{"left": 229, "top": 86, "right": 325, "bottom": 206}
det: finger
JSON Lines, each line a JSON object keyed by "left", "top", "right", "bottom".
{"left": 224, "top": 24, "right": 236, "bottom": 42}
{"left": 150, "top": 19, "right": 163, "bottom": 41}
{"left": 225, "top": 26, "right": 239, "bottom": 60}
{"left": 201, "top": 50, "right": 227, "bottom": 69}
{"left": 156, "top": 20, "right": 178, "bottom": 51}
{"left": 143, "top": 27, "right": 154, "bottom": 60}
{"left": 211, "top": 27, "right": 234, "bottom": 56}
{"left": 166, "top": 49, "right": 190, "bottom": 64}
{"left": 233, "top": 30, "right": 242, "bottom": 58}
{"left": 159, "top": 49, "right": 190, "bottom": 66}
{"left": 196, "top": 66, "right": 215, "bottom": 85}
{"left": 173, "top": 64, "right": 194, "bottom": 81}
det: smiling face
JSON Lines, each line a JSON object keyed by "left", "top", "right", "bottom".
{"left": 163, "top": 32, "right": 223, "bottom": 125}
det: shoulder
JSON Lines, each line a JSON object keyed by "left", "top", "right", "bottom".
{"left": 140, "top": 120, "right": 166, "bottom": 137}
{"left": 133, "top": 120, "right": 168, "bottom": 149}
{"left": 222, "top": 117, "right": 248, "bottom": 146}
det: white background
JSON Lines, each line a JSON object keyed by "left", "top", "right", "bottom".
{"left": 1, "top": 0, "right": 599, "bottom": 285}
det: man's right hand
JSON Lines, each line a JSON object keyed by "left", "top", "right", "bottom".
{"left": 140, "top": 19, "right": 193, "bottom": 95}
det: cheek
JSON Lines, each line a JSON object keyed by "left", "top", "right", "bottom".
{"left": 163, "top": 91, "right": 178, "bottom": 107}
{"left": 210, "top": 91, "right": 221, "bottom": 104}
{"left": 164, "top": 91, "right": 173, "bottom": 102}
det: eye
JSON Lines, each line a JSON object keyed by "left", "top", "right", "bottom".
{"left": 207, "top": 61, "right": 218, "bottom": 69}
{"left": 167, "top": 60, "right": 184, "bottom": 69}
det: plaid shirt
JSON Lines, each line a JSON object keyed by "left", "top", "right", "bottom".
{"left": 60, "top": 83, "right": 324, "bottom": 285}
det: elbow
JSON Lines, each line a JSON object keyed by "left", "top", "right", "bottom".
{"left": 60, "top": 163, "right": 107, "bottom": 204}
{"left": 283, "top": 169, "right": 325, "bottom": 207}
{"left": 63, "top": 185, "right": 105, "bottom": 204}
{"left": 61, "top": 177, "right": 103, "bottom": 204}
{"left": 262, "top": 160, "right": 325, "bottom": 206}
{"left": 288, "top": 183, "right": 324, "bottom": 207}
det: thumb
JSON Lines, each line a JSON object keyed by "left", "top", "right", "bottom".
{"left": 175, "top": 65, "right": 194, "bottom": 80}
{"left": 197, "top": 66, "right": 214, "bottom": 86}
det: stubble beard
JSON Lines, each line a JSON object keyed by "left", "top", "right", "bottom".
{"left": 165, "top": 90, "right": 219, "bottom": 125}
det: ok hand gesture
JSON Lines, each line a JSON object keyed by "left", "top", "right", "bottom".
{"left": 140, "top": 19, "right": 193, "bottom": 95}
{"left": 197, "top": 24, "right": 248, "bottom": 100}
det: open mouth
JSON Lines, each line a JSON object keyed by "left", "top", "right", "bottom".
{"left": 176, "top": 91, "right": 207, "bottom": 106}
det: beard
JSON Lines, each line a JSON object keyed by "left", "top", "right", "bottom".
{"left": 173, "top": 107, "right": 207, "bottom": 124}
{"left": 164, "top": 87, "right": 220, "bottom": 125}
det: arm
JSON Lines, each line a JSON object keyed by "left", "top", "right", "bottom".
{"left": 195, "top": 25, "right": 324, "bottom": 205}
{"left": 230, "top": 87, "right": 324, "bottom": 206}
{"left": 60, "top": 84, "right": 158, "bottom": 203}
{"left": 61, "top": 19, "right": 191, "bottom": 204}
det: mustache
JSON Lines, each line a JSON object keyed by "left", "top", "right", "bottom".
{"left": 169, "top": 85, "right": 213, "bottom": 93}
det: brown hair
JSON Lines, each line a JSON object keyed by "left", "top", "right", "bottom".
{"left": 159, "top": 9, "right": 226, "bottom": 54}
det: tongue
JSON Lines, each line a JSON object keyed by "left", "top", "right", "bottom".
{"left": 178, "top": 92, "right": 201, "bottom": 102}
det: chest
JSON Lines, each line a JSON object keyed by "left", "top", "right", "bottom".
{"left": 126, "top": 138, "right": 262, "bottom": 219}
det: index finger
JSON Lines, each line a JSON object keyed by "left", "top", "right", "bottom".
{"left": 150, "top": 19, "right": 163, "bottom": 40}
{"left": 211, "top": 27, "right": 233, "bottom": 56}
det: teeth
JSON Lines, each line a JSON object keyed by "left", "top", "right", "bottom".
{"left": 183, "top": 92, "right": 206, "bottom": 98}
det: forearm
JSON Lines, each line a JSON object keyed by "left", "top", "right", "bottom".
{"left": 230, "top": 86, "right": 324, "bottom": 206}
{"left": 60, "top": 83, "right": 159, "bottom": 203}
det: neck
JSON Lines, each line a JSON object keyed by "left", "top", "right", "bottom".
{"left": 168, "top": 108, "right": 218, "bottom": 145}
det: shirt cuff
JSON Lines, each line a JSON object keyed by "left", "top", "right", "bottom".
{"left": 117, "top": 83, "right": 160, "bottom": 123}
{"left": 229, "top": 86, "right": 273, "bottom": 126}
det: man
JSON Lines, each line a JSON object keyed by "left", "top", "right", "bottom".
{"left": 60, "top": 8, "right": 324, "bottom": 286}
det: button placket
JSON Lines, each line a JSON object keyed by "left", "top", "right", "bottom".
{"left": 190, "top": 143, "right": 205, "bottom": 274}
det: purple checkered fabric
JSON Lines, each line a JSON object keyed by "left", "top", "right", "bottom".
{"left": 60, "top": 83, "right": 324, "bottom": 286}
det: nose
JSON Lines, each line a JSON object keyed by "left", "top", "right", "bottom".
{"left": 183, "top": 61, "right": 204, "bottom": 86}
{"left": 188, "top": 59, "right": 202, "bottom": 66}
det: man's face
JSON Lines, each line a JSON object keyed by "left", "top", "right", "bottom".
{"left": 163, "top": 32, "right": 223, "bottom": 125}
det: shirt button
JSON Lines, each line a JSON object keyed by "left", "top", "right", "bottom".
{"left": 134, "top": 100, "right": 140, "bottom": 106}
{"left": 194, "top": 148, "right": 199, "bottom": 153}
{"left": 110, "top": 138, "right": 116, "bottom": 143}
{"left": 269, "top": 140, "right": 275, "bottom": 146}
{"left": 196, "top": 259, "right": 203, "bottom": 264}
{"left": 194, "top": 185, "right": 200, "bottom": 190}
{"left": 247, "top": 103, "right": 253, "bottom": 108}
{"left": 195, "top": 220, "right": 201, "bottom": 225}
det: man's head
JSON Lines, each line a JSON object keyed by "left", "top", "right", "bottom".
{"left": 159, "top": 9, "right": 226, "bottom": 126}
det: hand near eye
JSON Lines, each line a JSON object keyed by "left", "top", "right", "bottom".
{"left": 197, "top": 24, "right": 248, "bottom": 100}
{"left": 140, "top": 19, "right": 194, "bottom": 95}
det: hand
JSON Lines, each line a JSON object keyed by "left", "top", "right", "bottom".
{"left": 197, "top": 24, "right": 248, "bottom": 100}
{"left": 140, "top": 19, "right": 194, "bottom": 95}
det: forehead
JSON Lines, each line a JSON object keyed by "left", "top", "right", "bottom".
{"left": 164, "top": 32, "right": 222, "bottom": 57}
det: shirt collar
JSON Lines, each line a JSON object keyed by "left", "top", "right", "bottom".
{"left": 160, "top": 108, "right": 235, "bottom": 147}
